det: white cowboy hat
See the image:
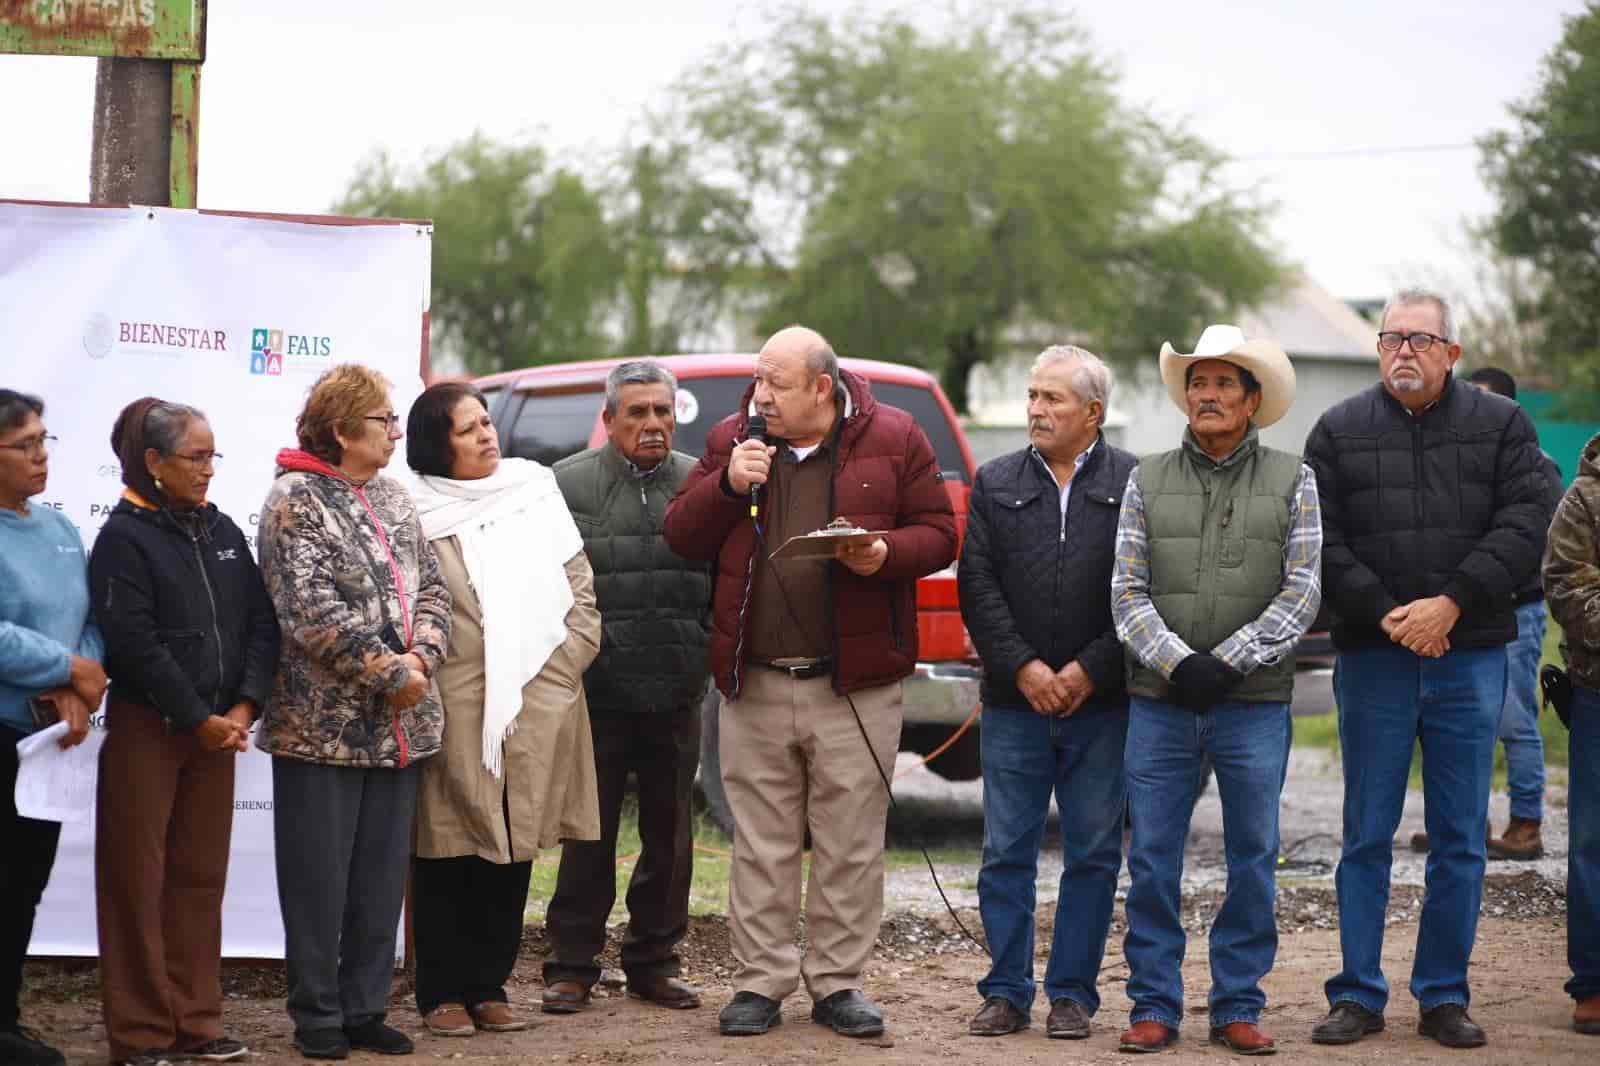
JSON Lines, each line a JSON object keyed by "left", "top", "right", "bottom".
{"left": 1158, "top": 324, "right": 1296, "bottom": 429}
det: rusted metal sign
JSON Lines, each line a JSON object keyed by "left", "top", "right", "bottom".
{"left": 0, "top": 0, "right": 206, "bottom": 61}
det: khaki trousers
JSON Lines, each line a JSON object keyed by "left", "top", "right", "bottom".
{"left": 96, "top": 699, "right": 236, "bottom": 1060}
{"left": 719, "top": 668, "right": 903, "bottom": 1001}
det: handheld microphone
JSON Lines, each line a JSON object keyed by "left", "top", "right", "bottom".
{"left": 746, "top": 413, "right": 768, "bottom": 519}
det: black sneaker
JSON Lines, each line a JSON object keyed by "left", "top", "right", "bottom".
{"left": 810, "top": 989, "right": 885, "bottom": 1038}
{"left": 1419, "top": 1003, "right": 1487, "bottom": 1048}
{"left": 1310, "top": 1001, "right": 1385, "bottom": 1045}
{"left": 343, "top": 1018, "right": 414, "bottom": 1055}
{"left": 173, "top": 1037, "right": 248, "bottom": 1061}
{"left": 0, "top": 1027, "right": 66, "bottom": 1066}
{"left": 293, "top": 1028, "right": 350, "bottom": 1060}
{"left": 718, "top": 991, "right": 783, "bottom": 1036}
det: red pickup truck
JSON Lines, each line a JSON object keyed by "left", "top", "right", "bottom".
{"left": 474, "top": 354, "right": 984, "bottom": 829}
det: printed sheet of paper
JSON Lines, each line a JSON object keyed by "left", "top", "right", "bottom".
{"left": 14, "top": 720, "right": 105, "bottom": 823}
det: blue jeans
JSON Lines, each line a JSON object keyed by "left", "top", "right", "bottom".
{"left": 1571, "top": 685, "right": 1600, "bottom": 1002}
{"left": 1326, "top": 645, "right": 1505, "bottom": 1013}
{"left": 1123, "top": 698, "right": 1291, "bottom": 1029}
{"left": 1499, "top": 601, "right": 1548, "bottom": 820}
{"left": 976, "top": 702, "right": 1127, "bottom": 1013}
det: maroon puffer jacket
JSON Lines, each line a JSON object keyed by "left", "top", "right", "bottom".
{"left": 663, "top": 371, "right": 958, "bottom": 698}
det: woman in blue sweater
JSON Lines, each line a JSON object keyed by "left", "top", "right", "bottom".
{"left": 0, "top": 389, "right": 106, "bottom": 1066}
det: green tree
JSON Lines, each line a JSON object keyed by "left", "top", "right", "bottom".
{"left": 1480, "top": 2, "right": 1600, "bottom": 414}
{"left": 672, "top": 4, "right": 1284, "bottom": 409}
{"left": 608, "top": 138, "right": 761, "bottom": 355}
{"left": 334, "top": 133, "right": 619, "bottom": 375}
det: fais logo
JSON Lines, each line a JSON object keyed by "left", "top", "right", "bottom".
{"left": 250, "top": 329, "right": 284, "bottom": 375}
{"left": 251, "top": 326, "right": 332, "bottom": 376}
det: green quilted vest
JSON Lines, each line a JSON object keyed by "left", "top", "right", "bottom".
{"left": 1127, "top": 427, "right": 1301, "bottom": 704}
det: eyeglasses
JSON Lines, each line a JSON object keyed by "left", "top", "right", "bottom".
{"left": 0, "top": 433, "right": 56, "bottom": 459}
{"left": 363, "top": 414, "right": 401, "bottom": 429}
{"left": 173, "top": 451, "right": 222, "bottom": 465}
{"left": 1377, "top": 331, "right": 1450, "bottom": 353}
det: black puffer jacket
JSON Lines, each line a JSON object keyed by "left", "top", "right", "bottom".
{"left": 555, "top": 444, "right": 712, "bottom": 714}
{"left": 958, "top": 438, "right": 1137, "bottom": 708}
{"left": 1304, "top": 376, "right": 1546, "bottom": 650}
{"left": 89, "top": 497, "right": 281, "bottom": 731}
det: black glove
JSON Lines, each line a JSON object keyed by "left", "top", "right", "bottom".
{"left": 1169, "top": 653, "right": 1245, "bottom": 711}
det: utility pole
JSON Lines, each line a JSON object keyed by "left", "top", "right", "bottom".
{"left": 3, "top": 2, "right": 206, "bottom": 208}
{"left": 91, "top": 59, "right": 174, "bottom": 205}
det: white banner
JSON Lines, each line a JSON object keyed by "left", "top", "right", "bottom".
{"left": 0, "top": 201, "right": 432, "bottom": 958}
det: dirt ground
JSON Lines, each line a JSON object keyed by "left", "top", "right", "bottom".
{"left": 25, "top": 900, "right": 1590, "bottom": 1066}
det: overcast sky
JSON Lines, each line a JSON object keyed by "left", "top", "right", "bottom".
{"left": 0, "top": 0, "right": 1583, "bottom": 304}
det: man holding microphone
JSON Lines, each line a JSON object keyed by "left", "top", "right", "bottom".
{"left": 664, "top": 325, "right": 957, "bottom": 1039}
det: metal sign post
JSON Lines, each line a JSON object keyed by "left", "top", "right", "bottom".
{"left": 1, "top": 0, "right": 207, "bottom": 207}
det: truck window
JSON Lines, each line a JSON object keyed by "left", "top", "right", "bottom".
{"left": 870, "top": 382, "right": 968, "bottom": 483}
{"left": 503, "top": 389, "right": 601, "bottom": 466}
{"left": 666, "top": 375, "right": 752, "bottom": 461}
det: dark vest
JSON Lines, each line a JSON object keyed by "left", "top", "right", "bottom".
{"left": 1127, "top": 428, "right": 1301, "bottom": 704}
{"left": 554, "top": 445, "right": 712, "bottom": 714}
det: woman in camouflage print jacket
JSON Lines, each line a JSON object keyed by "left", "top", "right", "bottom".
{"left": 256, "top": 449, "right": 451, "bottom": 767}
{"left": 255, "top": 364, "right": 453, "bottom": 1055}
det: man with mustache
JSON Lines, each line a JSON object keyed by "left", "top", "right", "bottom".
{"left": 957, "top": 346, "right": 1137, "bottom": 1040}
{"left": 1304, "top": 289, "right": 1547, "bottom": 1049}
{"left": 543, "top": 360, "right": 714, "bottom": 1014}
{"left": 664, "top": 326, "right": 957, "bottom": 1039}
{"left": 1111, "top": 325, "right": 1321, "bottom": 1055}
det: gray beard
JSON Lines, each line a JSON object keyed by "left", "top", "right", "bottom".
{"left": 1387, "top": 371, "right": 1424, "bottom": 394}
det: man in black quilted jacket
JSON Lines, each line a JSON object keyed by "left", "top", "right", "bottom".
{"left": 1305, "top": 289, "right": 1547, "bottom": 1050}
{"left": 957, "top": 345, "right": 1137, "bottom": 1042}
{"left": 543, "top": 360, "right": 713, "bottom": 1014}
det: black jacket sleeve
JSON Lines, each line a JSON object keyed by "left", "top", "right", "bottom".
{"left": 1305, "top": 413, "right": 1400, "bottom": 627}
{"left": 88, "top": 524, "right": 211, "bottom": 732}
{"left": 1442, "top": 405, "right": 1548, "bottom": 610}
{"left": 957, "top": 467, "right": 1037, "bottom": 682}
{"left": 236, "top": 524, "right": 281, "bottom": 714}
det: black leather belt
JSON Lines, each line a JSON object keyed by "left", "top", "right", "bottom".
{"left": 756, "top": 657, "right": 832, "bottom": 680}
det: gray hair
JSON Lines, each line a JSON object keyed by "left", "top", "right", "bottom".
{"left": 1382, "top": 287, "right": 1457, "bottom": 342}
{"left": 604, "top": 360, "right": 678, "bottom": 416}
{"left": 1030, "top": 344, "right": 1113, "bottom": 415}
{"left": 804, "top": 340, "right": 840, "bottom": 386}
{"left": 145, "top": 401, "right": 207, "bottom": 456}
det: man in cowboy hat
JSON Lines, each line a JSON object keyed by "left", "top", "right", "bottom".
{"left": 1110, "top": 324, "right": 1322, "bottom": 1056}
{"left": 1304, "top": 289, "right": 1547, "bottom": 1050}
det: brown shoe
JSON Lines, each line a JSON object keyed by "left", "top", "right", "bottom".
{"left": 627, "top": 974, "right": 701, "bottom": 1009}
{"left": 1210, "top": 1022, "right": 1277, "bottom": 1055}
{"left": 1119, "top": 1020, "right": 1178, "bottom": 1052}
{"left": 1409, "top": 831, "right": 1430, "bottom": 852}
{"left": 469, "top": 1001, "right": 529, "bottom": 1032}
{"left": 424, "top": 1003, "right": 475, "bottom": 1037}
{"left": 541, "top": 980, "right": 593, "bottom": 1014}
{"left": 1575, "top": 995, "right": 1600, "bottom": 1035}
{"left": 969, "top": 996, "right": 1029, "bottom": 1036}
{"left": 1487, "top": 816, "right": 1544, "bottom": 860}
{"left": 1046, "top": 998, "right": 1090, "bottom": 1039}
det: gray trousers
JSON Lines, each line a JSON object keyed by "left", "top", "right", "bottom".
{"left": 272, "top": 757, "right": 419, "bottom": 1033}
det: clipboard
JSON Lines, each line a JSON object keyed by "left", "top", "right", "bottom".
{"left": 768, "top": 521, "right": 887, "bottom": 561}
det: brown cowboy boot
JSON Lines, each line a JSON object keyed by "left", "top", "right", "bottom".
{"left": 1487, "top": 817, "right": 1544, "bottom": 860}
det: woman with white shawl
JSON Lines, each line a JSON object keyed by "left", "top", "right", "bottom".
{"left": 404, "top": 382, "right": 601, "bottom": 1038}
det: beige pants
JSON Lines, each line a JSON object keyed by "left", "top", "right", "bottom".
{"left": 719, "top": 668, "right": 903, "bottom": 1001}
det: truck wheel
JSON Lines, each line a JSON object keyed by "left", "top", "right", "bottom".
{"left": 695, "top": 688, "right": 736, "bottom": 838}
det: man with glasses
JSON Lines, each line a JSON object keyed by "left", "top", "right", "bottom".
{"left": 1304, "top": 289, "right": 1547, "bottom": 1049}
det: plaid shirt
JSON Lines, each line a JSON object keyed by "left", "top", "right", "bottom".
{"left": 1111, "top": 460, "right": 1322, "bottom": 679}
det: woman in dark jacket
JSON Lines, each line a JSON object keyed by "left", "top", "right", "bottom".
{"left": 88, "top": 397, "right": 280, "bottom": 1066}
